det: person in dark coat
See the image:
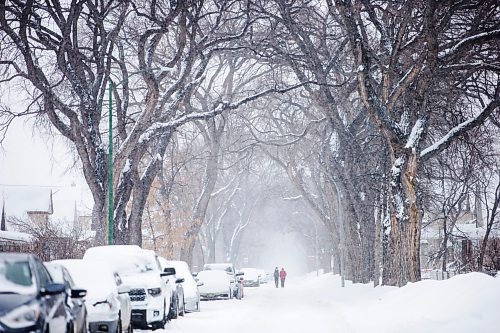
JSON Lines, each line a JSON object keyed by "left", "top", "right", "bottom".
{"left": 279, "top": 267, "right": 287, "bottom": 288}
{"left": 273, "top": 267, "right": 279, "bottom": 288}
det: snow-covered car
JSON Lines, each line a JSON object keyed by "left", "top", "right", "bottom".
{"left": 241, "top": 268, "right": 261, "bottom": 287}
{"left": 0, "top": 253, "right": 68, "bottom": 333}
{"left": 255, "top": 269, "right": 269, "bottom": 284}
{"left": 52, "top": 259, "right": 133, "bottom": 333}
{"left": 157, "top": 256, "right": 185, "bottom": 319}
{"left": 83, "top": 245, "right": 175, "bottom": 330}
{"left": 203, "top": 263, "right": 244, "bottom": 299}
{"left": 45, "top": 263, "right": 88, "bottom": 333}
{"left": 166, "top": 260, "right": 202, "bottom": 312}
{"left": 196, "top": 270, "right": 233, "bottom": 299}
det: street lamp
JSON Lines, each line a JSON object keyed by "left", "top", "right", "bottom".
{"left": 107, "top": 66, "right": 170, "bottom": 245}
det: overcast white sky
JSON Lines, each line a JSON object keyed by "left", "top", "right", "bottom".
{"left": 0, "top": 117, "right": 93, "bottom": 222}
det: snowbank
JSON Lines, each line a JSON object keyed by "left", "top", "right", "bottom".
{"left": 331, "top": 272, "right": 500, "bottom": 333}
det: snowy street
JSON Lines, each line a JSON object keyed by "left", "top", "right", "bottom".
{"left": 152, "top": 272, "right": 500, "bottom": 333}
{"left": 161, "top": 275, "right": 351, "bottom": 333}
{"left": 1, "top": 3, "right": 500, "bottom": 333}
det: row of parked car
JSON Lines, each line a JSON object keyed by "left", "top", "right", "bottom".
{"left": 0, "top": 246, "right": 203, "bottom": 333}
{"left": 0, "top": 247, "right": 272, "bottom": 333}
{"left": 195, "top": 264, "right": 269, "bottom": 300}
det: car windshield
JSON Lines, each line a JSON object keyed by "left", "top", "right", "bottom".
{"left": 140, "top": 251, "right": 160, "bottom": 271}
{"left": 0, "top": 258, "right": 36, "bottom": 294}
{"left": 54, "top": 260, "right": 117, "bottom": 300}
{"left": 204, "top": 263, "right": 233, "bottom": 273}
{"left": 169, "top": 261, "right": 190, "bottom": 279}
{"left": 197, "top": 270, "right": 228, "bottom": 281}
{"left": 143, "top": 257, "right": 158, "bottom": 271}
{"left": 241, "top": 268, "right": 259, "bottom": 280}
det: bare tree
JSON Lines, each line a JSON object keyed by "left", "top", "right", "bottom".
{"left": 477, "top": 162, "right": 500, "bottom": 271}
{"left": 0, "top": 1, "right": 266, "bottom": 245}
{"left": 333, "top": 0, "right": 500, "bottom": 285}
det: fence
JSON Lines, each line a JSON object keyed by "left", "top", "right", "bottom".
{"left": 0, "top": 242, "right": 33, "bottom": 253}
{"left": 0, "top": 238, "right": 89, "bottom": 261}
{"left": 421, "top": 269, "right": 458, "bottom": 280}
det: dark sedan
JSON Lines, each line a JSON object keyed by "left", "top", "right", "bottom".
{"left": 0, "top": 253, "right": 69, "bottom": 333}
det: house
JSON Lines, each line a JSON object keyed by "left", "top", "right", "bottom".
{"left": 1, "top": 198, "right": 33, "bottom": 252}
{"left": 420, "top": 209, "right": 500, "bottom": 274}
{"left": 0, "top": 230, "right": 33, "bottom": 252}
{"left": 0, "top": 186, "right": 94, "bottom": 259}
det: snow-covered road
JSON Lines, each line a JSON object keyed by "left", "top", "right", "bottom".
{"left": 140, "top": 272, "right": 500, "bottom": 333}
{"left": 161, "top": 278, "right": 352, "bottom": 333}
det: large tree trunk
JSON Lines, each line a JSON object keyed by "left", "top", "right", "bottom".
{"left": 180, "top": 119, "right": 223, "bottom": 263}
{"left": 384, "top": 152, "right": 421, "bottom": 286}
{"left": 477, "top": 177, "right": 500, "bottom": 270}
{"left": 112, "top": 133, "right": 172, "bottom": 246}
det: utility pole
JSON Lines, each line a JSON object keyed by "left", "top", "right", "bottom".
{"left": 107, "top": 66, "right": 169, "bottom": 245}
{"left": 333, "top": 180, "right": 346, "bottom": 288}
{"left": 108, "top": 82, "right": 113, "bottom": 245}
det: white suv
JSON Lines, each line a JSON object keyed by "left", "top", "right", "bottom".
{"left": 83, "top": 246, "right": 175, "bottom": 330}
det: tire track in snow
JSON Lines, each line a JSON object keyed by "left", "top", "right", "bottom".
{"left": 154, "top": 279, "right": 354, "bottom": 333}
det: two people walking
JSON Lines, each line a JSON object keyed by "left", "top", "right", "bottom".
{"left": 273, "top": 267, "right": 287, "bottom": 288}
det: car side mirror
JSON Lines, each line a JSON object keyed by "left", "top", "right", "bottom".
{"left": 161, "top": 267, "right": 176, "bottom": 277}
{"left": 192, "top": 272, "right": 198, "bottom": 277}
{"left": 175, "top": 278, "right": 185, "bottom": 284}
{"left": 235, "top": 272, "right": 244, "bottom": 277}
{"left": 196, "top": 281, "right": 204, "bottom": 287}
{"left": 41, "top": 283, "right": 66, "bottom": 296}
{"left": 70, "top": 288, "right": 87, "bottom": 298}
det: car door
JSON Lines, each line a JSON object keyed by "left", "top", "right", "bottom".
{"left": 155, "top": 255, "right": 171, "bottom": 315}
{"left": 113, "top": 272, "right": 132, "bottom": 331}
{"left": 62, "top": 268, "right": 87, "bottom": 333}
{"left": 33, "top": 258, "right": 67, "bottom": 333}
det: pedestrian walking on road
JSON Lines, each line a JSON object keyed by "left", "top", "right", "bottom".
{"left": 279, "top": 267, "right": 287, "bottom": 288}
{"left": 273, "top": 267, "right": 279, "bottom": 288}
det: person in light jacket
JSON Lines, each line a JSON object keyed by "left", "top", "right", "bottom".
{"left": 273, "top": 267, "right": 279, "bottom": 288}
{"left": 279, "top": 267, "right": 287, "bottom": 288}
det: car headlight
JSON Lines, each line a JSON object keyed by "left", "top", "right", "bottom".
{"left": 0, "top": 302, "right": 40, "bottom": 329}
{"left": 148, "top": 288, "right": 162, "bottom": 297}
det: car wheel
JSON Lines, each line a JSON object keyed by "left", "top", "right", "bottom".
{"left": 169, "top": 297, "right": 178, "bottom": 320}
{"left": 163, "top": 300, "right": 169, "bottom": 325}
{"left": 195, "top": 300, "right": 201, "bottom": 312}
{"left": 80, "top": 319, "right": 87, "bottom": 333}
{"left": 116, "top": 317, "right": 122, "bottom": 333}
{"left": 66, "top": 322, "right": 73, "bottom": 333}
{"left": 179, "top": 298, "right": 185, "bottom": 317}
{"left": 236, "top": 288, "right": 242, "bottom": 300}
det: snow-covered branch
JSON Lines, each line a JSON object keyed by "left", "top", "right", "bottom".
{"left": 438, "top": 29, "right": 500, "bottom": 59}
{"left": 420, "top": 97, "right": 500, "bottom": 161}
{"left": 138, "top": 81, "right": 311, "bottom": 144}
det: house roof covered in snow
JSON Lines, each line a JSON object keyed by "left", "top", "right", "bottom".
{"left": 0, "top": 230, "right": 33, "bottom": 243}
{"left": 1, "top": 186, "right": 52, "bottom": 216}
{"left": 422, "top": 220, "right": 500, "bottom": 241}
